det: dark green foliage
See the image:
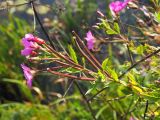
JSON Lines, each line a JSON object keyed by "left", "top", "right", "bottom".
{"left": 0, "top": 103, "right": 54, "bottom": 120}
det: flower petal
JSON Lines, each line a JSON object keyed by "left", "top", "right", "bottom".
{"left": 21, "top": 48, "right": 34, "bottom": 56}
{"left": 21, "top": 64, "right": 33, "bottom": 88}
{"left": 85, "top": 31, "right": 95, "bottom": 50}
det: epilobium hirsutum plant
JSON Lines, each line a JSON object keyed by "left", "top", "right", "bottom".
{"left": 20, "top": 0, "right": 160, "bottom": 119}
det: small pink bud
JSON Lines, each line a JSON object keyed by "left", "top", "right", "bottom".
{"left": 31, "top": 51, "right": 38, "bottom": 57}
{"left": 34, "top": 37, "right": 45, "bottom": 44}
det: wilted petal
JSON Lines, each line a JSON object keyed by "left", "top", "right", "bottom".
{"left": 21, "top": 64, "right": 31, "bottom": 71}
{"left": 21, "top": 64, "right": 33, "bottom": 88}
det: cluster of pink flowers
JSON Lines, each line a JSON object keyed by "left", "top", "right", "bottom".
{"left": 109, "top": 0, "right": 132, "bottom": 15}
{"left": 21, "top": 34, "right": 45, "bottom": 88}
{"left": 21, "top": 34, "right": 45, "bottom": 56}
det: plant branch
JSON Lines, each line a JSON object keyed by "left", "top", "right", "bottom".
{"left": 72, "top": 31, "right": 112, "bottom": 79}
{"left": 118, "top": 48, "right": 160, "bottom": 79}
{"left": 47, "top": 68, "right": 95, "bottom": 81}
{"left": 87, "top": 86, "right": 108, "bottom": 101}
{"left": 127, "top": 45, "right": 134, "bottom": 65}
{"left": 63, "top": 79, "right": 74, "bottom": 97}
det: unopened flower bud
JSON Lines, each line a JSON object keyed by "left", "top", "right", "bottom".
{"left": 31, "top": 51, "right": 38, "bottom": 57}
{"left": 34, "top": 37, "right": 45, "bottom": 44}
{"left": 97, "top": 10, "right": 105, "bottom": 18}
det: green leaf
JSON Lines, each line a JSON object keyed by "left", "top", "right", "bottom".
{"left": 142, "top": 90, "right": 160, "bottom": 101}
{"left": 102, "top": 58, "right": 109, "bottom": 70}
{"left": 100, "top": 19, "right": 111, "bottom": 29}
{"left": 136, "top": 45, "right": 144, "bottom": 55}
{"left": 68, "top": 45, "right": 78, "bottom": 63}
{"left": 98, "top": 70, "right": 106, "bottom": 82}
{"left": 107, "top": 68, "right": 119, "bottom": 81}
{"left": 114, "top": 22, "right": 120, "bottom": 34}
{"left": 132, "top": 86, "right": 143, "bottom": 94}
{"left": 127, "top": 73, "right": 138, "bottom": 85}
{"left": 110, "top": 70, "right": 119, "bottom": 81}
{"left": 106, "top": 29, "right": 117, "bottom": 35}
{"left": 155, "top": 12, "right": 160, "bottom": 23}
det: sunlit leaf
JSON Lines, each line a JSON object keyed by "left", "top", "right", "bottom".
{"left": 68, "top": 45, "right": 78, "bottom": 64}
{"left": 102, "top": 58, "right": 109, "bottom": 70}
{"left": 114, "top": 22, "right": 120, "bottom": 34}
{"left": 106, "top": 29, "right": 117, "bottom": 35}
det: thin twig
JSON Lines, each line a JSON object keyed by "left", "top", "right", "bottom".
{"left": 127, "top": 45, "right": 134, "bottom": 65}
{"left": 87, "top": 86, "right": 108, "bottom": 101}
{"left": 74, "top": 81, "right": 97, "bottom": 120}
{"left": 63, "top": 79, "right": 74, "bottom": 97}
{"left": 55, "top": 60, "right": 95, "bottom": 75}
{"left": 30, "top": 0, "right": 56, "bottom": 50}
{"left": 144, "top": 100, "right": 149, "bottom": 119}
{"left": 47, "top": 68, "right": 95, "bottom": 81}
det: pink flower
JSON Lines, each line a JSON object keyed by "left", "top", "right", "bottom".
{"left": 21, "top": 64, "right": 34, "bottom": 88}
{"left": 85, "top": 31, "right": 95, "bottom": 50}
{"left": 21, "top": 48, "right": 35, "bottom": 56}
{"left": 21, "top": 34, "right": 44, "bottom": 56}
{"left": 109, "top": 0, "right": 132, "bottom": 15}
{"left": 25, "top": 34, "right": 35, "bottom": 41}
{"left": 129, "top": 116, "right": 135, "bottom": 120}
{"left": 25, "top": 34, "right": 45, "bottom": 44}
